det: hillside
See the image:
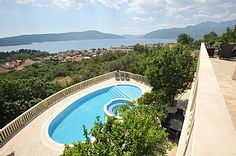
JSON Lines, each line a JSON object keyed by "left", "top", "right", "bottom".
{"left": 143, "top": 19, "right": 236, "bottom": 39}
{"left": 0, "top": 30, "right": 123, "bottom": 46}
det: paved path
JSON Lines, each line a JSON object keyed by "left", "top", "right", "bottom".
{"left": 211, "top": 58, "right": 236, "bottom": 129}
{"left": 0, "top": 79, "right": 151, "bottom": 156}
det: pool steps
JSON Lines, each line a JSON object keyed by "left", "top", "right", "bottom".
{"left": 109, "top": 86, "right": 131, "bottom": 99}
{"left": 109, "top": 88, "right": 123, "bottom": 99}
{"left": 113, "top": 86, "right": 131, "bottom": 99}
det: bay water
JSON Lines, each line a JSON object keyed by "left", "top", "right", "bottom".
{"left": 0, "top": 38, "right": 175, "bottom": 53}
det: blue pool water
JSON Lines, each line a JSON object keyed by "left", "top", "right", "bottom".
{"left": 48, "top": 84, "right": 142, "bottom": 144}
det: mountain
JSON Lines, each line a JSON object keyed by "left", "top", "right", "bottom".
{"left": 1, "top": 19, "right": 236, "bottom": 46}
{"left": 0, "top": 30, "right": 123, "bottom": 46}
{"left": 143, "top": 19, "right": 236, "bottom": 39}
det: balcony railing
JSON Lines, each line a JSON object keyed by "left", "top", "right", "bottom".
{"left": 176, "top": 43, "right": 236, "bottom": 156}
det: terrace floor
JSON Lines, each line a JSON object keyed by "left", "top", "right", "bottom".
{"left": 0, "top": 78, "right": 151, "bottom": 156}
{"left": 211, "top": 58, "right": 236, "bottom": 129}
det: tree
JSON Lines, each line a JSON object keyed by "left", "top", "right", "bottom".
{"left": 220, "top": 26, "right": 236, "bottom": 43}
{"left": 203, "top": 32, "right": 218, "bottom": 47}
{"left": 203, "top": 31, "right": 217, "bottom": 41}
{"left": 145, "top": 44, "right": 196, "bottom": 105}
{"left": 0, "top": 78, "right": 56, "bottom": 128}
{"left": 133, "top": 44, "right": 149, "bottom": 53}
{"left": 177, "top": 33, "right": 194, "bottom": 45}
{"left": 190, "top": 39, "right": 202, "bottom": 50}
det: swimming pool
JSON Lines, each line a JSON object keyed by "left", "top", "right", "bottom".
{"left": 48, "top": 84, "right": 142, "bottom": 144}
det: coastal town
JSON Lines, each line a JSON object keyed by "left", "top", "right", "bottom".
{"left": 0, "top": 45, "right": 136, "bottom": 73}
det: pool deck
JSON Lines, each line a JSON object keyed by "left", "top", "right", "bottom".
{"left": 0, "top": 78, "right": 151, "bottom": 156}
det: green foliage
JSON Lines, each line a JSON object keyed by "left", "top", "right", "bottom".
{"left": 201, "top": 25, "right": 236, "bottom": 48}
{"left": 203, "top": 31, "right": 217, "bottom": 41}
{"left": 133, "top": 44, "right": 149, "bottom": 53}
{"left": 220, "top": 26, "right": 236, "bottom": 43}
{"left": 177, "top": 33, "right": 194, "bottom": 45}
{"left": 189, "top": 39, "right": 202, "bottom": 50}
{"left": 137, "top": 91, "right": 167, "bottom": 108}
{"left": 45, "top": 66, "right": 69, "bottom": 81}
{"left": 145, "top": 44, "right": 196, "bottom": 104}
{"left": 62, "top": 91, "right": 172, "bottom": 156}
{"left": 203, "top": 31, "right": 218, "bottom": 47}
{"left": 0, "top": 78, "right": 58, "bottom": 128}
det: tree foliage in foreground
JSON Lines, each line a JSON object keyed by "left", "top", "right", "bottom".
{"left": 62, "top": 92, "right": 173, "bottom": 156}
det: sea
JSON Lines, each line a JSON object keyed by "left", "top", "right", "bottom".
{"left": 0, "top": 38, "right": 176, "bottom": 53}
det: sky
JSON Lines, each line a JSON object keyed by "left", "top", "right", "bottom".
{"left": 0, "top": 0, "right": 236, "bottom": 37}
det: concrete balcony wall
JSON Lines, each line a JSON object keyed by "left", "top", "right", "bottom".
{"left": 177, "top": 43, "right": 236, "bottom": 156}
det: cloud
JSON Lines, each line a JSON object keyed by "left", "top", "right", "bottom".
{"left": 16, "top": 0, "right": 43, "bottom": 7}
{"left": 16, "top": 0, "right": 129, "bottom": 10}
{"left": 212, "top": 10, "right": 236, "bottom": 21}
{"left": 127, "top": 0, "right": 236, "bottom": 22}
{"left": 15, "top": 0, "right": 83, "bottom": 9}
{"left": 127, "top": 0, "right": 198, "bottom": 20}
{"left": 90, "top": 0, "right": 128, "bottom": 9}
{"left": 52, "top": 0, "right": 82, "bottom": 10}
{"left": 127, "top": 0, "right": 162, "bottom": 14}
{"left": 16, "top": 0, "right": 36, "bottom": 4}
{"left": 193, "top": 10, "right": 209, "bottom": 19}
{"left": 165, "top": 5, "right": 196, "bottom": 17}
{"left": 132, "top": 16, "right": 154, "bottom": 22}
{"left": 222, "top": 2, "right": 236, "bottom": 8}
{"left": 12, "top": 0, "right": 236, "bottom": 22}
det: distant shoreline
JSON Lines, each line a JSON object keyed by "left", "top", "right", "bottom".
{"left": 0, "top": 38, "right": 124, "bottom": 47}
{"left": 0, "top": 38, "right": 176, "bottom": 53}
{"left": 0, "top": 42, "right": 32, "bottom": 47}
